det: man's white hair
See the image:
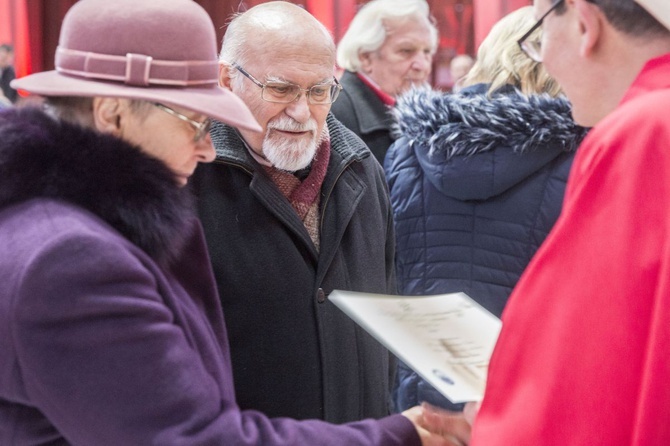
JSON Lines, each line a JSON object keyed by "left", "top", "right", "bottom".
{"left": 336, "top": 0, "right": 438, "bottom": 72}
{"left": 219, "top": 3, "right": 334, "bottom": 88}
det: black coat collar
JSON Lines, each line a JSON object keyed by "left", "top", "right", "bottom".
{"left": 338, "top": 71, "right": 393, "bottom": 134}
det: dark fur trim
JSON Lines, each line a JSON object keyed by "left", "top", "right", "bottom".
{"left": 0, "top": 107, "right": 195, "bottom": 266}
{"left": 392, "top": 85, "right": 589, "bottom": 158}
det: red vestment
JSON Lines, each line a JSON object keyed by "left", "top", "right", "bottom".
{"left": 472, "top": 53, "right": 670, "bottom": 445}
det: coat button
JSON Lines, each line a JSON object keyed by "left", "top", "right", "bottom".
{"left": 316, "top": 288, "right": 326, "bottom": 303}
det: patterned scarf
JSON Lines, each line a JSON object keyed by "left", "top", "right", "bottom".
{"left": 263, "top": 138, "right": 331, "bottom": 251}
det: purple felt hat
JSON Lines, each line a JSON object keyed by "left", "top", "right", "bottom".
{"left": 11, "top": 0, "right": 260, "bottom": 132}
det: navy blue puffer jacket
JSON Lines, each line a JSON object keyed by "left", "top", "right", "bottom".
{"left": 385, "top": 83, "right": 588, "bottom": 411}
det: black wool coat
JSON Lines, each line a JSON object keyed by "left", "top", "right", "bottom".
{"left": 330, "top": 70, "right": 395, "bottom": 166}
{"left": 191, "top": 114, "right": 396, "bottom": 423}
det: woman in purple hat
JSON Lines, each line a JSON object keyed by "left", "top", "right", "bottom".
{"left": 0, "top": 0, "right": 469, "bottom": 445}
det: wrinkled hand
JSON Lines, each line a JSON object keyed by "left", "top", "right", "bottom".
{"left": 402, "top": 404, "right": 471, "bottom": 446}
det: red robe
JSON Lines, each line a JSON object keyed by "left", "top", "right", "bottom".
{"left": 472, "top": 53, "right": 670, "bottom": 445}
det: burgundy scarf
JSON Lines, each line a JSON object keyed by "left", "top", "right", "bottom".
{"left": 263, "top": 139, "right": 331, "bottom": 251}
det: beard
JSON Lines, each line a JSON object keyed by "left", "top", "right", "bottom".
{"left": 262, "top": 115, "right": 323, "bottom": 172}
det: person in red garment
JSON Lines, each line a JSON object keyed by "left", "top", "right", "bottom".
{"left": 421, "top": 0, "right": 670, "bottom": 444}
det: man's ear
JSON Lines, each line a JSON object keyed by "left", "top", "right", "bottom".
{"left": 575, "top": 0, "right": 602, "bottom": 58}
{"left": 218, "top": 62, "right": 233, "bottom": 89}
{"left": 359, "top": 51, "right": 373, "bottom": 74}
{"left": 92, "top": 97, "right": 123, "bottom": 136}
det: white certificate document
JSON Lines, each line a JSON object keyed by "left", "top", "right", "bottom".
{"left": 329, "top": 290, "right": 501, "bottom": 403}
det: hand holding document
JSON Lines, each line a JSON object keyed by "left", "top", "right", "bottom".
{"left": 329, "top": 290, "right": 501, "bottom": 403}
{"left": 403, "top": 404, "right": 472, "bottom": 446}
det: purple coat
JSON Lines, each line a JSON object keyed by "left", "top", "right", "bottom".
{"left": 0, "top": 108, "right": 419, "bottom": 445}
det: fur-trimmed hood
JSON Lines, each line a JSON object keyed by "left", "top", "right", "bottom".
{"left": 389, "top": 83, "right": 588, "bottom": 200}
{"left": 0, "top": 106, "right": 195, "bottom": 266}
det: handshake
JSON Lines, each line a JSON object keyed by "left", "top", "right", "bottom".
{"left": 402, "top": 402, "right": 480, "bottom": 446}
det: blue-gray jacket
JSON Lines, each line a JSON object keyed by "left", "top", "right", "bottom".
{"left": 384, "top": 83, "right": 588, "bottom": 411}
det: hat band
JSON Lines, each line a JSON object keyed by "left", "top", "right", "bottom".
{"left": 55, "top": 47, "right": 219, "bottom": 87}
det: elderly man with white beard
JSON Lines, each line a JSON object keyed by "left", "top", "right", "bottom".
{"left": 190, "top": 1, "right": 401, "bottom": 425}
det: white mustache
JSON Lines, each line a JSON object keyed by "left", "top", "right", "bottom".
{"left": 268, "top": 116, "right": 317, "bottom": 133}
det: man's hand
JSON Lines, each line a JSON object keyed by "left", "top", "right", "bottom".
{"left": 402, "top": 405, "right": 471, "bottom": 446}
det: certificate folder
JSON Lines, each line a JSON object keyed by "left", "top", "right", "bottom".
{"left": 329, "top": 290, "right": 501, "bottom": 403}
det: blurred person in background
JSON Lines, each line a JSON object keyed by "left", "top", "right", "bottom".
{"left": 449, "top": 54, "right": 475, "bottom": 92}
{"left": 385, "top": 5, "right": 587, "bottom": 413}
{"left": 332, "top": 0, "right": 438, "bottom": 165}
{"left": 0, "top": 91, "right": 10, "bottom": 108}
{"left": 0, "top": 44, "right": 18, "bottom": 103}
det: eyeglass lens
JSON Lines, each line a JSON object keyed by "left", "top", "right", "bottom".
{"left": 154, "top": 103, "right": 211, "bottom": 142}
{"left": 521, "top": 39, "right": 542, "bottom": 62}
{"left": 194, "top": 119, "right": 212, "bottom": 142}
{"left": 262, "top": 83, "right": 340, "bottom": 104}
{"left": 234, "top": 63, "right": 340, "bottom": 104}
{"left": 518, "top": 0, "right": 565, "bottom": 62}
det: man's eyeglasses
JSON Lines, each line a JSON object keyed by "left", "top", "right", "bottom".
{"left": 154, "top": 103, "right": 212, "bottom": 142}
{"left": 517, "top": 0, "right": 565, "bottom": 62}
{"left": 232, "top": 63, "right": 342, "bottom": 105}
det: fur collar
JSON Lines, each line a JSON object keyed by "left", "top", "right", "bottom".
{"left": 0, "top": 107, "right": 195, "bottom": 266}
{"left": 393, "top": 83, "right": 588, "bottom": 158}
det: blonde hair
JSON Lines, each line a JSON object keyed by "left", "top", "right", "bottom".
{"left": 463, "top": 6, "right": 561, "bottom": 97}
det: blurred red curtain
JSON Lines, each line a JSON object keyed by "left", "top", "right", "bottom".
{"left": 0, "top": 0, "right": 34, "bottom": 78}
{"left": 306, "top": 0, "right": 357, "bottom": 43}
{"left": 473, "top": 0, "right": 531, "bottom": 49}
{"left": 4, "top": 0, "right": 528, "bottom": 90}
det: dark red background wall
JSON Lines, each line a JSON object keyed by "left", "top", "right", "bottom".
{"left": 0, "top": 0, "right": 530, "bottom": 91}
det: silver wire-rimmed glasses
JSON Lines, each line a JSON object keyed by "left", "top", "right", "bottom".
{"left": 232, "top": 63, "right": 342, "bottom": 105}
{"left": 154, "top": 103, "right": 212, "bottom": 142}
